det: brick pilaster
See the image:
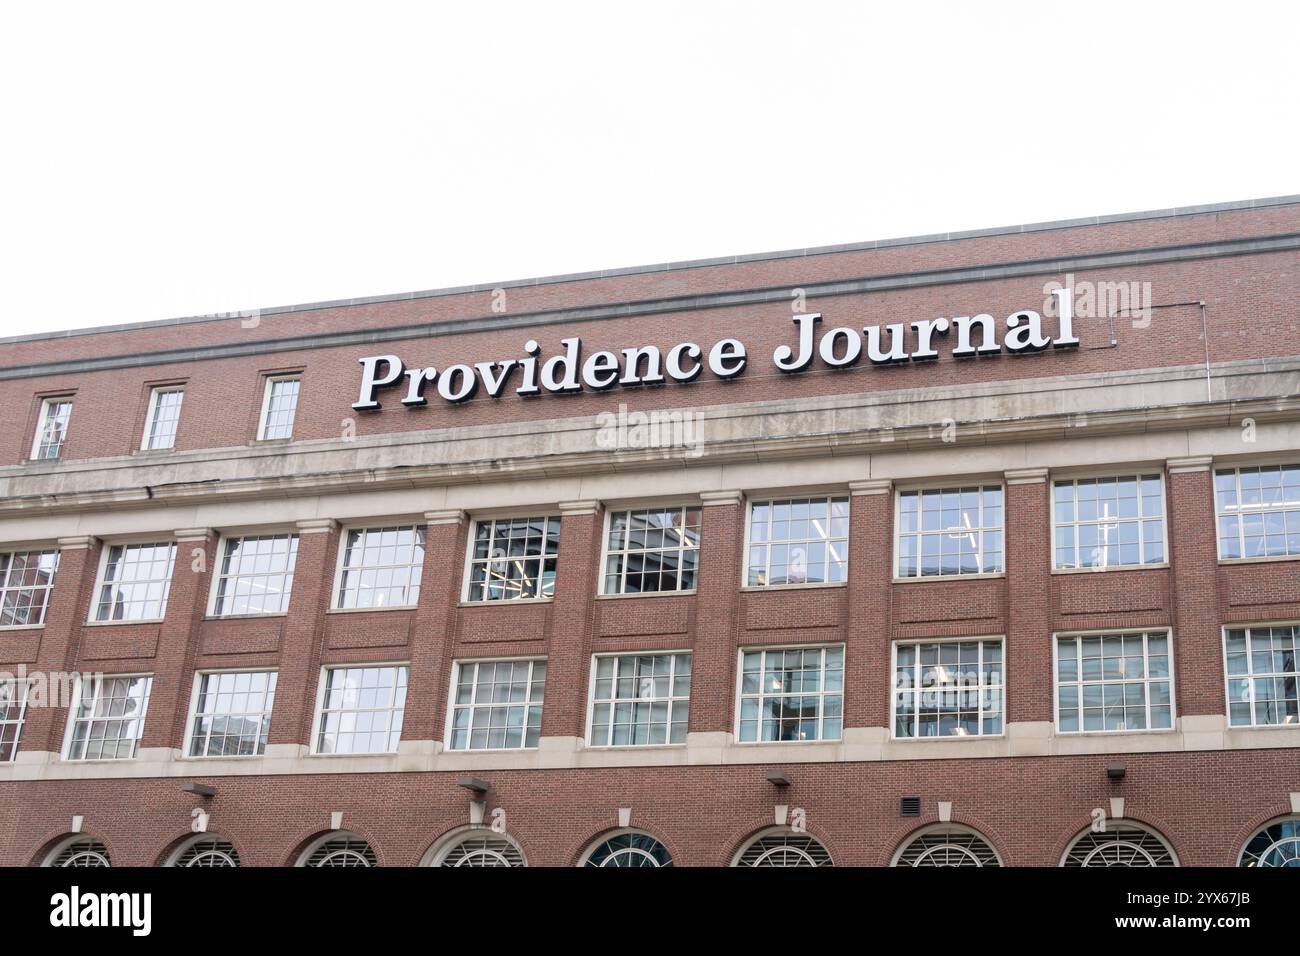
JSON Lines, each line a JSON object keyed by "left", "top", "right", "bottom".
{"left": 689, "top": 491, "right": 744, "bottom": 734}
{"left": 539, "top": 501, "right": 603, "bottom": 740}
{"left": 845, "top": 480, "right": 893, "bottom": 728}
{"left": 401, "top": 510, "right": 468, "bottom": 744}
{"left": 1166, "top": 457, "right": 1225, "bottom": 716}
{"left": 266, "top": 519, "right": 338, "bottom": 750}
{"left": 1004, "top": 469, "right": 1053, "bottom": 723}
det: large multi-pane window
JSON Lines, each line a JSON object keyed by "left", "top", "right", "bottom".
{"left": 448, "top": 659, "right": 545, "bottom": 750}
{"left": 1055, "top": 631, "right": 1173, "bottom": 732}
{"left": 0, "top": 549, "right": 59, "bottom": 627}
{"left": 1053, "top": 474, "right": 1165, "bottom": 569}
{"left": 258, "top": 376, "right": 300, "bottom": 441}
{"left": 211, "top": 534, "right": 299, "bottom": 616}
{"left": 335, "top": 526, "right": 424, "bottom": 609}
{"left": 314, "top": 665, "right": 407, "bottom": 754}
{"left": 465, "top": 517, "right": 560, "bottom": 602}
{"left": 31, "top": 397, "right": 73, "bottom": 460}
{"left": 1216, "top": 464, "right": 1300, "bottom": 560}
{"left": 1224, "top": 624, "right": 1298, "bottom": 726}
{"left": 66, "top": 674, "right": 153, "bottom": 760}
{"left": 187, "top": 671, "right": 277, "bottom": 757}
{"left": 0, "top": 679, "right": 28, "bottom": 761}
{"left": 141, "top": 386, "right": 184, "bottom": 450}
{"left": 588, "top": 653, "right": 691, "bottom": 746}
{"left": 893, "top": 639, "right": 1003, "bottom": 738}
{"left": 747, "top": 496, "right": 849, "bottom": 586}
{"left": 896, "top": 486, "right": 1003, "bottom": 578}
{"left": 93, "top": 542, "right": 177, "bottom": 622}
{"left": 603, "top": 506, "right": 701, "bottom": 594}
{"left": 738, "top": 646, "right": 844, "bottom": 743}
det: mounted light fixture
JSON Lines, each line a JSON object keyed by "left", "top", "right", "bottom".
{"left": 181, "top": 782, "right": 216, "bottom": 798}
{"left": 1107, "top": 760, "right": 1127, "bottom": 781}
{"left": 457, "top": 776, "right": 489, "bottom": 796}
{"left": 766, "top": 770, "right": 791, "bottom": 788}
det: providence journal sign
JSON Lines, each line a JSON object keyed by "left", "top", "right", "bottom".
{"left": 353, "top": 292, "right": 1080, "bottom": 410}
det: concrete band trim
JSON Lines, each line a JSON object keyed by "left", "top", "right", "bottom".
{"left": 4, "top": 194, "right": 1298, "bottom": 350}
{"left": 3, "top": 231, "right": 1299, "bottom": 381}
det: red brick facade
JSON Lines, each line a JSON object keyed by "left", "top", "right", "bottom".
{"left": 2, "top": 198, "right": 1299, "bottom": 867}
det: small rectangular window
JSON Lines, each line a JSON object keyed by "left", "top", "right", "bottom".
{"left": 66, "top": 674, "right": 153, "bottom": 760}
{"left": 1224, "top": 624, "right": 1298, "bottom": 726}
{"left": 448, "top": 659, "right": 546, "bottom": 750}
{"left": 314, "top": 665, "right": 407, "bottom": 754}
{"left": 93, "top": 542, "right": 177, "bottom": 622}
{"left": 897, "top": 485, "right": 1004, "bottom": 578}
{"left": 211, "top": 534, "right": 299, "bottom": 616}
{"left": 588, "top": 653, "right": 690, "bottom": 746}
{"left": 893, "top": 639, "right": 1004, "bottom": 738}
{"left": 1055, "top": 631, "right": 1173, "bottom": 733}
{"left": 1215, "top": 464, "right": 1300, "bottom": 560}
{"left": 0, "top": 679, "right": 29, "bottom": 762}
{"left": 258, "top": 376, "right": 300, "bottom": 441}
{"left": 0, "top": 549, "right": 59, "bottom": 627}
{"left": 466, "top": 516, "right": 560, "bottom": 602}
{"left": 738, "top": 646, "right": 843, "bottom": 742}
{"left": 188, "top": 671, "right": 277, "bottom": 756}
{"left": 603, "top": 506, "right": 701, "bottom": 594}
{"left": 1053, "top": 474, "right": 1165, "bottom": 569}
{"left": 335, "top": 526, "right": 425, "bottom": 609}
{"left": 141, "top": 386, "right": 184, "bottom": 451}
{"left": 747, "top": 496, "right": 849, "bottom": 586}
{"left": 31, "top": 397, "right": 73, "bottom": 460}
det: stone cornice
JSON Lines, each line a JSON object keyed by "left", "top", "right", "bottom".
{"left": 2, "top": 357, "right": 1299, "bottom": 519}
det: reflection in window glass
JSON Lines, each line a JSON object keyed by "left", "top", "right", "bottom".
{"left": 336, "top": 526, "right": 424, "bottom": 609}
{"left": 604, "top": 507, "right": 701, "bottom": 594}
{"left": 747, "top": 497, "right": 849, "bottom": 586}
{"left": 188, "top": 671, "right": 277, "bottom": 757}
{"left": 1224, "top": 625, "right": 1298, "bottom": 726}
{"left": 894, "top": 639, "right": 1003, "bottom": 737}
{"left": 1053, "top": 475, "right": 1164, "bottom": 569}
{"left": 449, "top": 659, "right": 545, "bottom": 750}
{"left": 466, "top": 517, "right": 560, "bottom": 601}
{"left": 1216, "top": 465, "right": 1300, "bottom": 559}
{"left": 315, "top": 666, "right": 407, "bottom": 754}
{"left": 0, "top": 549, "right": 59, "bottom": 627}
{"left": 67, "top": 675, "right": 153, "bottom": 760}
{"left": 94, "top": 543, "right": 176, "bottom": 621}
{"left": 738, "top": 646, "right": 843, "bottom": 742}
{"left": 588, "top": 653, "right": 690, "bottom": 746}
{"left": 1055, "top": 631, "right": 1172, "bottom": 732}
{"left": 213, "top": 535, "right": 298, "bottom": 616}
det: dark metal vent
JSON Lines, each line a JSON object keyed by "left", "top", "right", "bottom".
{"left": 900, "top": 796, "right": 921, "bottom": 817}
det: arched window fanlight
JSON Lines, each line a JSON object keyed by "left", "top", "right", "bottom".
{"left": 1062, "top": 823, "right": 1177, "bottom": 867}
{"left": 47, "top": 838, "right": 111, "bottom": 868}
{"left": 582, "top": 831, "right": 673, "bottom": 867}
{"left": 173, "top": 837, "right": 241, "bottom": 867}
{"left": 1239, "top": 816, "right": 1300, "bottom": 867}
{"left": 892, "top": 825, "right": 1001, "bottom": 867}
{"left": 300, "top": 834, "right": 377, "bottom": 867}
{"left": 734, "top": 828, "right": 833, "bottom": 867}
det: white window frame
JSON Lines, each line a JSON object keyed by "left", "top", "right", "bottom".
{"left": 890, "top": 636, "right": 1005, "bottom": 740}
{"left": 140, "top": 384, "right": 185, "bottom": 451}
{"left": 30, "top": 396, "right": 74, "bottom": 460}
{"left": 742, "top": 494, "right": 850, "bottom": 589}
{"left": 599, "top": 503, "right": 702, "bottom": 596}
{"left": 444, "top": 657, "right": 547, "bottom": 751}
{"left": 1222, "top": 622, "right": 1300, "bottom": 728}
{"left": 460, "top": 514, "right": 562, "bottom": 604}
{"left": 0, "top": 547, "right": 59, "bottom": 629}
{"left": 61, "top": 673, "right": 154, "bottom": 761}
{"left": 734, "top": 643, "right": 845, "bottom": 744}
{"left": 257, "top": 374, "right": 301, "bottom": 442}
{"left": 309, "top": 662, "right": 409, "bottom": 756}
{"left": 585, "top": 651, "right": 692, "bottom": 748}
{"left": 0, "top": 677, "right": 30, "bottom": 762}
{"left": 1053, "top": 629, "right": 1176, "bottom": 735}
{"left": 330, "top": 523, "right": 426, "bottom": 611}
{"left": 182, "top": 668, "right": 279, "bottom": 758}
{"left": 1049, "top": 471, "right": 1169, "bottom": 572}
{"left": 88, "top": 539, "right": 177, "bottom": 624}
{"left": 1214, "top": 463, "right": 1300, "bottom": 563}
{"left": 893, "top": 481, "right": 1006, "bottom": 581}
{"left": 205, "top": 532, "right": 299, "bottom": 618}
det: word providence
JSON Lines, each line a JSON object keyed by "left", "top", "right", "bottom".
{"left": 354, "top": 292, "right": 1079, "bottom": 410}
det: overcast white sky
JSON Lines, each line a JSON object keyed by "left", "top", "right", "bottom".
{"left": 1, "top": 1, "right": 1295, "bottom": 337}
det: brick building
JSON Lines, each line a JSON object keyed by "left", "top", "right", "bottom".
{"left": 1, "top": 196, "right": 1299, "bottom": 868}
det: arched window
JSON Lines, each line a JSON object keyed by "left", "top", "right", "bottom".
{"left": 581, "top": 830, "right": 673, "bottom": 867}
{"left": 298, "top": 833, "right": 377, "bottom": 867}
{"left": 892, "top": 825, "right": 1001, "bottom": 867}
{"left": 428, "top": 830, "right": 526, "bottom": 867}
{"left": 45, "top": 837, "right": 110, "bottom": 867}
{"left": 1062, "top": 823, "right": 1177, "bottom": 867}
{"left": 1240, "top": 816, "right": 1300, "bottom": 867}
{"left": 170, "top": 836, "right": 241, "bottom": 867}
{"left": 733, "top": 828, "right": 833, "bottom": 867}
